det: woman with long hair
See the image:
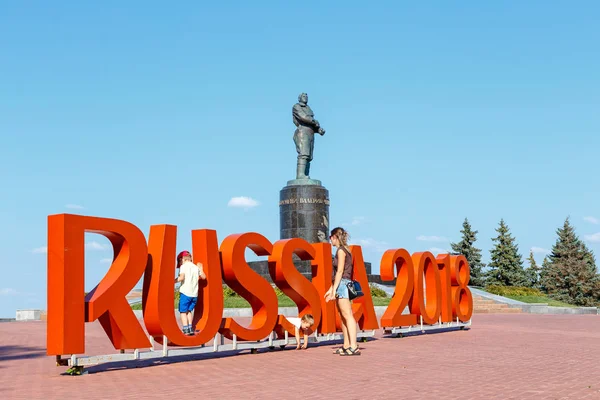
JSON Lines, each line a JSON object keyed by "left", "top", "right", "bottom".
{"left": 324, "top": 227, "right": 360, "bottom": 356}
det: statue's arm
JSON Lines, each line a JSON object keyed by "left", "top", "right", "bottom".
{"left": 293, "top": 105, "right": 318, "bottom": 125}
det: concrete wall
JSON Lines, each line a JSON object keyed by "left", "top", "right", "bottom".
{"left": 470, "top": 287, "right": 599, "bottom": 315}
{"left": 15, "top": 309, "right": 42, "bottom": 321}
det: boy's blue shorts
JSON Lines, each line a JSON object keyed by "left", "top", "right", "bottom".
{"left": 179, "top": 293, "right": 197, "bottom": 313}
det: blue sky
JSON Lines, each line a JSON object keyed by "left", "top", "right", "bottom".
{"left": 1, "top": 1, "right": 599, "bottom": 317}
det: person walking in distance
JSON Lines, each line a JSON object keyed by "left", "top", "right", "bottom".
{"left": 175, "top": 250, "right": 206, "bottom": 336}
{"left": 324, "top": 227, "right": 361, "bottom": 356}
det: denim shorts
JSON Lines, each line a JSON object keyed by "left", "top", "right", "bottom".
{"left": 335, "top": 278, "right": 351, "bottom": 299}
{"left": 179, "top": 293, "right": 197, "bottom": 313}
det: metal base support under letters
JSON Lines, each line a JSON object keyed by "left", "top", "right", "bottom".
{"left": 383, "top": 318, "right": 472, "bottom": 337}
{"left": 58, "top": 319, "right": 472, "bottom": 371}
{"left": 63, "top": 329, "right": 376, "bottom": 369}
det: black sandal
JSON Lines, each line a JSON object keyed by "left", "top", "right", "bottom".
{"left": 333, "top": 347, "right": 347, "bottom": 354}
{"left": 340, "top": 347, "right": 361, "bottom": 356}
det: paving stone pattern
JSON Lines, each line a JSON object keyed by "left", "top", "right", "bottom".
{"left": 1, "top": 314, "right": 599, "bottom": 399}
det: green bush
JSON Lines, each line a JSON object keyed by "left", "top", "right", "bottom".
{"left": 485, "top": 285, "right": 543, "bottom": 297}
{"left": 222, "top": 285, "right": 239, "bottom": 297}
{"left": 222, "top": 284, "right": 287, "bottom": 297}
{"left": 369, "top": 284, "right": 388, "bottom": 298}
{"left": 272, "top": 286, "right": 285, "bottom": 297}
{"left": 223, "top": 284, "right": 288, "bottom": 298}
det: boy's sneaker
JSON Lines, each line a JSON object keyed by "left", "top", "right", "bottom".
{"left": 182, "top": 327, "right": 190, "bottom": 335}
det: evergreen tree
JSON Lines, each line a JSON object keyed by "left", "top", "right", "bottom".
{"left": 582, "top": 245, "right": 600, "bottom": 303}
{"left": 486, "top": 219, "right": 527, "bottom": 286}
{"left": 582, "top": 242, "right": 598, "bottom": 275}
{"left": 539, "top": 256, "right": 551, "bottom": 291}
{"left": 541, "top": 217, "right": 598, "bottom": 306}
{"left": 450, "top": 218, "right": 486, "bottom": 286}
{"left": 525, "top": 250, "right": 541, "bottom": 288}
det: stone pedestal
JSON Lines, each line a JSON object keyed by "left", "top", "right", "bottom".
{"left": 247, "top": 260, "right": 372, "bottom": 284}
{"left": 279, "top": 180, "right": 330, "bottom": 245}
{"left": 247, "top": 260, "right": 312, "bottom": 283}
{"left": 245, "top": 179, "right": 379, "bottom": 285}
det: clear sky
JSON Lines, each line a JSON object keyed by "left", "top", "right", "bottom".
{"left": 1, "top": 1, "right": 599, "bottom": 317}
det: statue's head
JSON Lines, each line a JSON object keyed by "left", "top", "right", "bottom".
{"left": 298, "top": 93, "right": 308, "bottom": 104}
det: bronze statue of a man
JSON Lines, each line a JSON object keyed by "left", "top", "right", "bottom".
{"left": 292, "top": 93, "right": 325, "bottom": 179}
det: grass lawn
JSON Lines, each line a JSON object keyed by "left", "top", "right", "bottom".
{"left": 132, "top": 294, "right": 391, "bottom": 310}
{"left": 503, "top": 295, "right": 577, "bottom": 308}
{"left": 222, "top": 296, "right": 391, "bottom": 308}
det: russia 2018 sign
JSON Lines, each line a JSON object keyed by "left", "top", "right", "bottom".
{"left": 46, "top": 214, "right": 473, "bottom": 356}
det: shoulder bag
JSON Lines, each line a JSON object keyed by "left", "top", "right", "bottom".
{"left": 346, "top": 280, "right": 364, "bottom": 300}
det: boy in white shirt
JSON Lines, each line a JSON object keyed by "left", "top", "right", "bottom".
{"left": 174, "top": 250, "right": 206, "bottom": 335}
{"left": 287, "top": 314, "right": 315, "bottom": 350}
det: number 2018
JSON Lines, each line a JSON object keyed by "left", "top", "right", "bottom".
{"left": 380, "top": 250, "right": 473, "bottom": 327}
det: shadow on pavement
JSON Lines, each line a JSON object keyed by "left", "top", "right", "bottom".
{"left": 74, "top": 338, "right": 378, "bottom": 375}
{"left": 0, "top": 345, "right": 46, "bottom": 362}
{"left": 383, "top": 326, "right": 470, "bottom": 338}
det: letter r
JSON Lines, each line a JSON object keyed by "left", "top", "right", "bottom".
{"left": 47, "top": 214, "right": 151, "bottom": 355}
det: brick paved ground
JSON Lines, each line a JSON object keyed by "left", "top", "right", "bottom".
{"left": 1, "top": 314, "right": 599, "bottom": 399}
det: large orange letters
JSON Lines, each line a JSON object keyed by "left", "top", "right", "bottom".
{"left": 310, "top": 242, "right": 337, "bottom": 334}
{"left": 380, "top": 248, "right": 417, "bottom": 327}
{"left": 191, "top": 229, "right": 225, "bottom": 341}
{"left": 347, "top": 245, "right": 379, "bottom": 330}
{"left": 269, "top": 238, "right": 321, "bottom": 337}
{"left": 46, "top": 214, "right": 474, "bottom": 357}
{"left": 219, "top": 233, "right": 278, "bottom": 341}
{"left": 143, "top": 226, "right": 223, "bottom": 346}
{"left": 436, "top": 254, "right": 454, "bottom": 323}
{"left": 47, "top": 214, "right": 150, "bottom": 355}
{"left": 450, "top": 255, "right": 473, "bottom": 322}
{"left": 409, "top": 252, "right": 442, "bottom": 325}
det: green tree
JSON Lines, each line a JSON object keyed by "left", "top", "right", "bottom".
{"left": 582, "top": 242, "right": 598, "bottom": 275}
{"left": 450, "top": 218, "right": 486, "bottom": 286}
{"left": 582, "top": 244, "right": 600, "bottom": 304}
{"left": 540, "top": 217, "right": 598, "bottom": 306}
{"left": 486, "top": 219, "right": 527, "bottom": 286}
{"left": 525, "top": 250, "right": 541, "bottom": 288}
{"left": 539, "top": 256, "right": 550, "bottom": 289}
